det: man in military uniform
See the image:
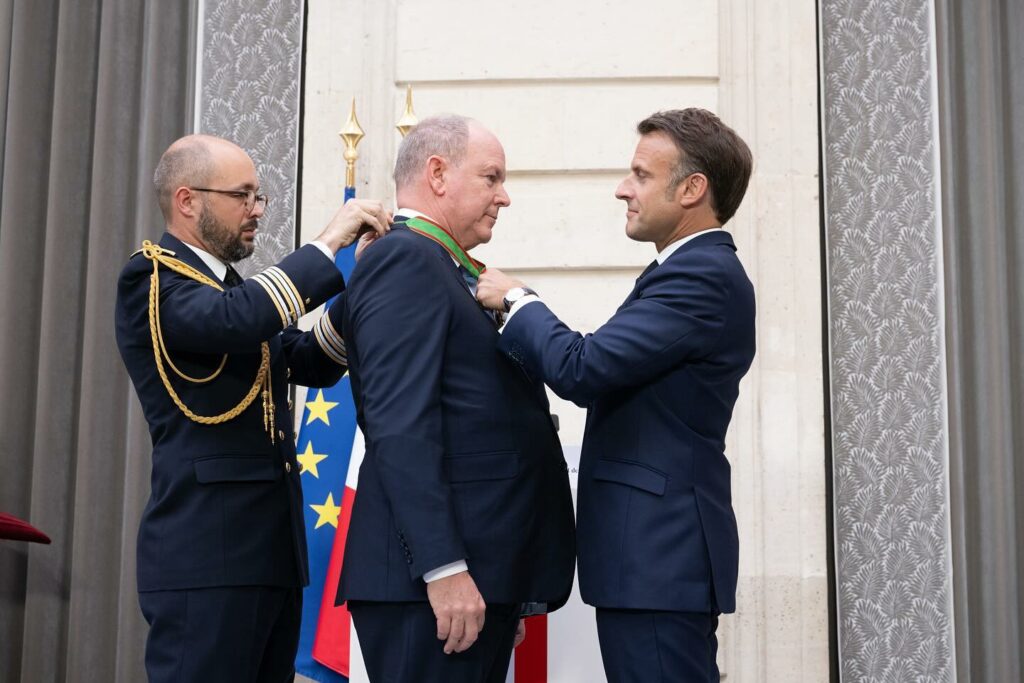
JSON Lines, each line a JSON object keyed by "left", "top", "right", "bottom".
{"left": 115, "top": 134, "right": 389, "bottom": 683}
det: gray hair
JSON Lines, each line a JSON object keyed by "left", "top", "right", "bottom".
{"left": 393, "top": 115, "right": 471, "bottom": 189}
{"left": 153, "top": 137, "right": 216, "bottom": 220}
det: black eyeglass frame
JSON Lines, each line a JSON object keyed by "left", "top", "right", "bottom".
{"left": 190, "top": 187, "right": 269, "bottom": 212}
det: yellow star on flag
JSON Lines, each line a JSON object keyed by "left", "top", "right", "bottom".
{"left": 296, "top": 441, "right": 328, "bottom": 478}
{"left": 310, "top": 492, "right": 341, "bottom": 529}
{"left": 305, "top": 389, "right": 339, "bottom": 426}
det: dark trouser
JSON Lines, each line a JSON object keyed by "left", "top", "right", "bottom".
{"left": 139, "top": 586, "right": 302, "bottom": 683}
{"left": 348, "top": 600, "right": 520, "bottom": 683}
{"left": 596, "top": 608, "right": 720, "bottom": 683}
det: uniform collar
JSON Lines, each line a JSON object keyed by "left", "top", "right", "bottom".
{"left": 181, "top": 242, "right": 229, "bottom": 282}
{"left": 159, "top": 232, "right": 227, "bottom": 283}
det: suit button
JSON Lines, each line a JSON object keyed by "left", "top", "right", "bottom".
{"left": 278, "top": 429, "right": 286, "bottom": 441}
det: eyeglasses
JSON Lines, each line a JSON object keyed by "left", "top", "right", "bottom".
{"left": 190, "top": 187, "right": 269, "bottom": 213}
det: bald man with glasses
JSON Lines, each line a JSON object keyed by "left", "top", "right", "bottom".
{"left": 115, "top": 134, "right": 390, "bottom": 683}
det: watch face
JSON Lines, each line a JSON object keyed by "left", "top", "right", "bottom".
{"left": 502, "top": 288, "right": 521, "bottom": 312}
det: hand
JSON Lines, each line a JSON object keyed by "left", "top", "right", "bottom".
{"left": 354, "top": 230, "right": 381, "bottom": 262}
{"left": 316, "top": 199, "right": 392, "bottom": 253}
{"left": 426, "top": 570, "right": 486, "bottom": 654}
{"left": 476, "top": 267, "right": 526, "bottom": 311}
{"left": 513, "top": 619, "right": 526, "bottom": 648}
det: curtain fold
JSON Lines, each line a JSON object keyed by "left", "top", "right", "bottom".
{"left": 938, "top": 0, "right": 1024, "bottom": 681}
{"left": 0, "top": 1, "right": 194, "bottom": 681}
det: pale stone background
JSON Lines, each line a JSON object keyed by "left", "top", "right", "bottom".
{"left": 297, "top": 0, "right": 826, "bottom": 679}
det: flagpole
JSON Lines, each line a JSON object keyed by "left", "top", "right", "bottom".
{"left": 339, "top": 98, "right": 364, "bottom": 202}
{"left": 395, "top": 84, "right": 419, "bottom": 138}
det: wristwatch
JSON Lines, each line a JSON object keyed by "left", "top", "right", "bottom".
{"left": 502, "top": 286, "right": 538, "bottom": 312}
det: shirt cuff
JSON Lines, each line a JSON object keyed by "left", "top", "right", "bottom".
{"left": 501, "top": 295, "right": 541, "bottom": 331}
{"left": 311, "top": 240, "right": 335, "bottom": 261}
{"left": 423, "top": 559, "right": 469, "bottom": 583}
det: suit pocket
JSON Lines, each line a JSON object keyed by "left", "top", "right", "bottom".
{"left": 591, "top": 458, "right": 667, "bottom": 496}
{"left": 193, "top": 455, "right": 279, "bottom": 483}
{"left": 444, "top": 450, "right": 519, "bottom": 483}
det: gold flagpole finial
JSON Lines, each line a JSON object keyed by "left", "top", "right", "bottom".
{"left": 395, "top": 85, "right": 419, "bottom": 138}
{"left": 339, "top": 98, "right": 365, "bottom": 188}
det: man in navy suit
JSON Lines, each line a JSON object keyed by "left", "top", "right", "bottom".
{"left": 115, "top": 134, "right": 389, "bottom": 682}
{"left": 477, "top": 109, "right": 755, "bottom": 682}
{"left": 337, "top": 116, "right": 575, "bottom": 682}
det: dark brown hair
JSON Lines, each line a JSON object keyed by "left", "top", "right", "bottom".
{"left": 637, "top": 108, "right": 752, "bottom": 224}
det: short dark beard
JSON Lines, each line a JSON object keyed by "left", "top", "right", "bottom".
{"left": 197, "top": 202, "right": 254, "bottom": 263}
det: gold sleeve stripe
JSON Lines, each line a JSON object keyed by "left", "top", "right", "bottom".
{"left": 269, "top": 266, "right": 306, "bottom": 317}
{"left": 260, "top": 266, "right": 299, "bottom": 323}
{"left": 314, "top": 313, "right": 347, "bottom": 361}
{"left": 262, "top": 266, "right": 304, "bottom": 320}
{"left": 251, "top": 274, "right": 293, "bottom": 326}
{"left": 313, "top": 313, "right": 347, "bottom": 365}
{"left": 313, "top": 324, "right": 346, "bottom": 365}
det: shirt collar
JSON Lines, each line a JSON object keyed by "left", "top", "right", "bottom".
{"left": 396, "top": 207, "right": 430, "bottom": 223}
{"left": 656, "top": 227, "right": 726, "bottom": 265}
{"left": 181, "top": 242, "right": 229, "bottom": 281}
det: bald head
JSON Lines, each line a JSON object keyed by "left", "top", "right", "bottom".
{"left": 153, "top": 134, "right": 248, "bottom": 221}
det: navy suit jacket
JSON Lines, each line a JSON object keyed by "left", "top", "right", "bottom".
{"left": 116, "top": 232, "right": 348, "bottom": 592}
{"left": 337, "top": 223, "right": 575, "bottom": 608}
{"left": 499, "top": 230, "right": 755, "bottom": 613}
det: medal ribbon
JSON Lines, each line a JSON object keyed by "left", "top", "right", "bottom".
{"left": 404, "top": 216, "right": 486, "bottom": 278}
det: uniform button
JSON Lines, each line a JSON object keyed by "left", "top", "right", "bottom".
{"left": 286, "top": 368, "right": 291, "bottom": 379}
{"left": 305, "top": 297, "right": 311, "bottom": 305}
{"left": 285, "top": 462, "right": 292, "bottom": 473}
{"left": 288, "top": 399, "right": 294, "bottom": 412}
{"left": 278, "top": 429, "right": 286, "bottom": 441}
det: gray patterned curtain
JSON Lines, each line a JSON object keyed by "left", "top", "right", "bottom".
{"left": 937, "top": 1, "right": 1024, "bottom": 681}
{"left": 0, "top": 1, "right": 195, "bottom": 681}
{"left": 819, "top": 0, "right": 955, "bottom": 679}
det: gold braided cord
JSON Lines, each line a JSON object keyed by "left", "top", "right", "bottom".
{"left": 141, "top": 240, "right": 274, "bottom": 439}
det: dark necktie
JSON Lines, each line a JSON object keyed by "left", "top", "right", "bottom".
{"left": 637, "top": 259, "right": 658, "bottom": 282}
{"left": 460, "top": 265, "right": 504, "bottom": 327}
{"left": 223, "top": 264, "right": 243, "bottom": 288}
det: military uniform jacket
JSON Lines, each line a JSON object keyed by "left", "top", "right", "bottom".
{"left": 115, "top": 232, "right": 349, "bottom": 592}
{"left": 337, "top": 224, "right": 576, "bottom": 609}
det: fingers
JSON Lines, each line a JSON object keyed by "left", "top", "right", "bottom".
{"left": 436, "top": 614, "right": 451, "bottom": 643}
{"left": 514, "top": 619, "right": 526, "bottom": 648}
{"left": 426, "top": 571, "right": 486, "bottom": 654}
{"left": 350, "top": 202, "right": 389, "bottom": 240}
{"left": 444, "top": 614, "right": 466, "bottom": 654}
{"left": 320, "top": 200, "right": 392, "bottom": 251}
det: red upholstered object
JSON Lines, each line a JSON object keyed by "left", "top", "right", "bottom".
{"left": 0, "top": 512, "right": 51, "bottom": 544}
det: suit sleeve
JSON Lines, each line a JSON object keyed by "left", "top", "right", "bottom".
{"left": 156, "top": 244, "right": 345, "bottom": 353}
{"left": 280, "top": 295, "right": 349, "bottom": 388}
{"left": 499, "top": 257, "right": 731, "bottom": 406}
{"left": 347, "top": 238, "right": 465, "bottom": 580}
